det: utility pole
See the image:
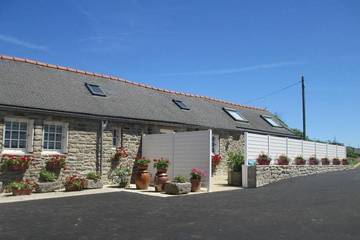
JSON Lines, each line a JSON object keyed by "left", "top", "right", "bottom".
{"left": 302, "top": 75, "right": 306, "bottom": 140}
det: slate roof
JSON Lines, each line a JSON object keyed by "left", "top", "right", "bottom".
{"left": 0, "top": 55, "right": 296, "bottom": 137}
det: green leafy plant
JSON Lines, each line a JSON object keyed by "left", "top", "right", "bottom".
{"left": 112, "top": 167, "right": 132, "bottom": 187}
{"left": 190, "top": 168, "right": 206, "bottom": 180}
{"left": 86, "top": 172, "right": 101, "bottom": 181}
{"left": 227, "top": 152, "right": 244, "bottom": 171}
{"left": 277, "top": 155, "right": 289, "bottom": 165}
{"left": 46, "top": 155, "right": 66, "bottom": 171}
{"left": 174, "top": 175, "right": 187, "bottom": 183}
{"left": 153, "top": 158, "right": 170, "bottom": 170}
{"left": 1, "top": 154, "right": 32, "bottom": 172}
{"left": 64, "top": 175, "right": 86, "bottom": 191}
{"left": 39, "top": 169, "right": 57, "bottom": 182}
{"left": 134, "top": 157, "right": 151, "bottom": 166}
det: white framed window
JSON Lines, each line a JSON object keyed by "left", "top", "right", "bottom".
{"left": 212, "top": 134, "right": 220, "bottom": 154}
{"left": 261, "top": 115, "right": 282, "bottom": 128}
{"left": 223, "top": 108, "right": 248, "bottom": 122}
{"left": 2, "top": 117, "right": 34, "bottom": 154}
{"left": 42, "top": 121, "right": 68, "bottom": 154}
{"left": 112, "top": 128, "right": 122, "bottom": 148}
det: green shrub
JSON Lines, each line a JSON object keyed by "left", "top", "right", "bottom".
{"left": 39, "top": 169, "right": 57, "bottom": 182}
{"left": 86, "top": 172, "right": 101, "bottom": 180}
{"left": 174, "top": 176, "right": 187, "bottom": 183}
{"left": 227, "top": 152, "right": 244, "bottom": 172}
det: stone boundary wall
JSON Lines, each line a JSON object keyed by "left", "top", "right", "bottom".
{"left": 256, "top": 165, "right": 352, "bottom": 187}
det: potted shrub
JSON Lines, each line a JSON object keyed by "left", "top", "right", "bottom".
{"left": 309, "top": 157, "right": 319, "bottom": 165}
{"left": 64, "top": 175, "right": 86, "bottom": 191}
{"left": 332, "top": 158, "right": 341, "bottom": 165}
{"left": 321, "top": 158, "right": 330, "bottom": 165}
{"left": 46, "top": 155, "right": 66, "bottom": 172}
{"left": 8, "top": 179, "right": 34, "bottom": 196}
{"left": 257, "top": 153, "right": 271, "bottom": 165}
{"left": 1, "top": 154, "right": 32, "bottom": 172}
{"left": 112, "top": 167, "right": 132, "bottom": 188}
{"left": 277, "top": 155, "right": 289, "bottom": 165}
{"left": 227, "top": 152, "right": 244, "bottom": 186}
{"left": 212, "top": 154, "right": 222, "bottom": 168}
{"left": 153, "top": 158, "right": 170, "bottom": 192}
{"left": 190, "top": 168, "right": 206, "bottom": 192}
{"left": 295, "top": 156, "right": 306, "bottom": 165}
{"left": 85, "top": 172, "right": 103, "bottom": 189}
{"left": 164, "top": 176, "right": 191, "bottom": 195}
{"left": 342, "top": 158, "right": 349, "bottom": 165}
{"left": 35, "top": 169, "right": 61, "bottom": 193}
{"left": 134, "top": 157, "right": 151, "bottom": 190}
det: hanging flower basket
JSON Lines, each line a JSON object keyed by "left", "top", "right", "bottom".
{"left": 1, "top": 154, "right": 32, "bottom": 172}
{"left": 277, "top": 155, "right": 289, "bottom": 165}
{"left": 295, "top": 156, "right": 306, "bottom": 165}
{"left": 332, "top": 158, "right": 341, "bottom": 165}
{"left": 309, "top": 157, "right": 319, "bottom": 165}
{"left": 46, "top": 155, "right": 66, "bottom": 172}
{"left": 257, "top": 153, "right": 271, "bottom": 165}
{"left": 342, "top": 158, "right": 349, "bottom": 165}
{"left": 321, "top": 158, "right": 330, "bottom": 165}
{"left": 212, "top": 154, "right": 222, "bottom": 167}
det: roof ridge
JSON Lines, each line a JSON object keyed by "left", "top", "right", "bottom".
{"left": 0, "top": 55, "right": 266, "bottom": 112}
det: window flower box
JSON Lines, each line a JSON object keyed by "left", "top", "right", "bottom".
{"left": 1, "top": 154, "right": 32, "bottom": 172}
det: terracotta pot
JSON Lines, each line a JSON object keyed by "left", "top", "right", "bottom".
{"left": 137, "top": 164, "right": 149, "bottom": 171}
{"left": 12, "top": 188, "right": 32, "bottom": 196}
{"left": 135, "top": 170, "right": 150, "bottom": 190}
{"left": 154, "top": 173, "right": 169, "bottom": 192}
{"left": 190, "top": 179, "right": 201, "bottom": 192}
{"left": 156, "top": 168, "right": 168, "bottom": 174}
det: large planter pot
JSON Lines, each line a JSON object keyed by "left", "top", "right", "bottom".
{"left": 35, "top": 181, "right": 61, "bottom": 193}
{"left": 12, "top": 188, "right": 32, "bottom": 196}
{"left": 164, "top": 182, "right": 191, "bottom": 195}
{"left": 137, "top": 164, "right": 149, "bottom": 171}
{"left": 228, "top": 171, "right": 242, "bottom": 186}
{"left": 85, "top": 179, "right": 103, "bottom": 189}
{"left": 190, "top": 179, "right": 201, "bottom": 192}
{"left": 135, "top": 170, "right": 150, "bottom": 190}
{"left": 154, "top": 172, "right": 169, "bottom": 192}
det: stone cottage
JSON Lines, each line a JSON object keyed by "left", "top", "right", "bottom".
{"left": 0, "top": 55, "right": 297, "bottom": 183}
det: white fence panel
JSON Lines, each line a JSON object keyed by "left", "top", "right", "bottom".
{"left": 269, "top": 136, "right": 287, "bottom": 162}
{"left": 316, "top": 143, "right": 327, "bottom": 159}
{"left": 245, "top": 132, "right": 346, "bottom": 164}
{"left": 287, "top": 138, "right": 303, "bottom": 159}
{"left": 327, "top": 144, "right": 337, "bottom": 159}
{"left": 337, "top": 146, "right": 346, "bottom": 159}
{"left": 173, "top": 131, "right": 211, "bottom": 188}
{"left": 246, "top": 133, "right": 268, "bottom": 161}
{"left": 303, "top": 141, "right": 316, "bottom": 159}
{"left": 142, "top": 130, "right": 212, "bottom": 191}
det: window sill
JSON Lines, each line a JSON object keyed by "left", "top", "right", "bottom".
{"left": 41, "top": 151, "right": 64, "bottom": 156}
{"left": 1, "top": 149, "right": 28, "bottom": 155}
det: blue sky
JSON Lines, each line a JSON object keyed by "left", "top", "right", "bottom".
{"left": 0, "top": 0, "right": 359, "bottom": 147}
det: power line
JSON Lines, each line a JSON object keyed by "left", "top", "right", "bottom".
{"left": 244, "top": 81, "right": 301, "bottom": 104}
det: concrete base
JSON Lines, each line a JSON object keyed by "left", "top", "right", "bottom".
{"left": 242, "top": 165, "right": 256, "bottom": 188}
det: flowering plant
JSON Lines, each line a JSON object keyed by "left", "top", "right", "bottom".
{"left": 257, "top": 153, "right": 271, "bottom": 165}
{"left": 295, "top": 156, "right": 306, "bottom": 165}
{"left": 8, "top": 179, "right": 34, "bottom": 191}
{"left": 277, "top": 155, "right": 289, "bottom": 165}
{"left": 153, "top": 158, "right": 170, "bottom": 170}
{"left": 46, "top": 155, "right": 66, "bottom": 171}
{"left": 212, "top": 154, "right": 222, "bottom": 167}
{"left": 64, "top": 175, "right": 86, "bottom": 191}
{"left": 321, "top": 158, "right": 330, "bottom": 165}
{"left": 114, "top": 146, "right": 128, "bottom": 159}
{"left": 309, "top": 157, "right": 319, "bottom": 165}
{"left": 190, "top": 168, "right": 206, "bottom": 180}
{"left": 1, "top": 154, "right": 32, "bottom": 171}
{"left": 342, "top": 158, "right": 349, "bottom": 165}
{"left": 332, "top": 158, "right": 341, "bottom": 165}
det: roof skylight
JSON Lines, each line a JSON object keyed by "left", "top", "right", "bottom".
{"left": 173, "top": 99, "right": 190, "bottom": 110}
{"left": 262, "top": 115, "right": 282, "bottom": 127}
{"left": 85, "top": 83, "right": 106, "bottom": 97}
{"left": 223, "top": 108, "right": 248, "bottom": 122}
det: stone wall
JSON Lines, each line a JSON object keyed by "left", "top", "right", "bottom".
{"left": 0, "top": 111, "right": 144, "bottom": 185}
{"left": 256, "top": 165, "right": 352, "bottom": 187}
{"left": 213, "top": 132, "right": 245, "bottom": 177}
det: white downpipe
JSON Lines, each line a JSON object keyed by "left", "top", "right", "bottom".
{"left": 208, "top": 129, "right": 212, "bottom": 192}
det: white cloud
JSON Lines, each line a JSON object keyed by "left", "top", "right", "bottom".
{"left": 158, "top": 62, "right": 303, "bottom": 76}
{"left": 0, "top": 34, "right": 48, "bottom": 51}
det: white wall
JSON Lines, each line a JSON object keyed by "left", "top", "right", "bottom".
{"left": 245, "top": 132, "right": 347, "bottom": 164}
{"left": 142, "top": 130, "right": 212, "bottom": 191}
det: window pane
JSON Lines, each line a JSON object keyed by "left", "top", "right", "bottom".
{"left": 56, "top": 134, "right": 62, "bottom": 141}
{"left": 5, "top": 121, "right": 11, "bottom": 129}
{"left": 44, "top": 124, "right": 49, "bottom": 132}
{"left": 19, "top": 140, "right": 26, "bottom": 148}
{"left": 20, "top": 122, "right": 27, "bottom": 131}
{"left": 11, "top": 131, "right": 18, "bottom": 139}
{"left": 48, "top": 142, "right": 55, "bottom": 149}
{"left": 44, "top": 133, "right": 48, "bottom": 140}
{"left": 11, "top": 140, "right": 18, "bottom": 148}
{"left": 5, "top": 131, "right": 10, "bottom": 139}
{"left": 55, "top": 142, "right": 62, "bottom": 149}
{"left": 49, "top": 133, "right": 55, "bottom": 141}
{"left": 49, "top": 125, "right": 55, "bottom": 132}
{"left": 20, "top": 132, "right": 27, "bottom": 140}
{"left": 56, "top": 126, "right": 63, "bottom": 133}
{"left": 12, "top": 122, "right": 19, "bottom": 130}
{"left": 4, "top": 140, "right": 10, "bottom": 148}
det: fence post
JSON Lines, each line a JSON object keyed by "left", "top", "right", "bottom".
{"left": 208, "top": 129, "right": 212, "bottom": 192}
{"left": 244, "top": 132, "right": 248, "bottom": 166}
